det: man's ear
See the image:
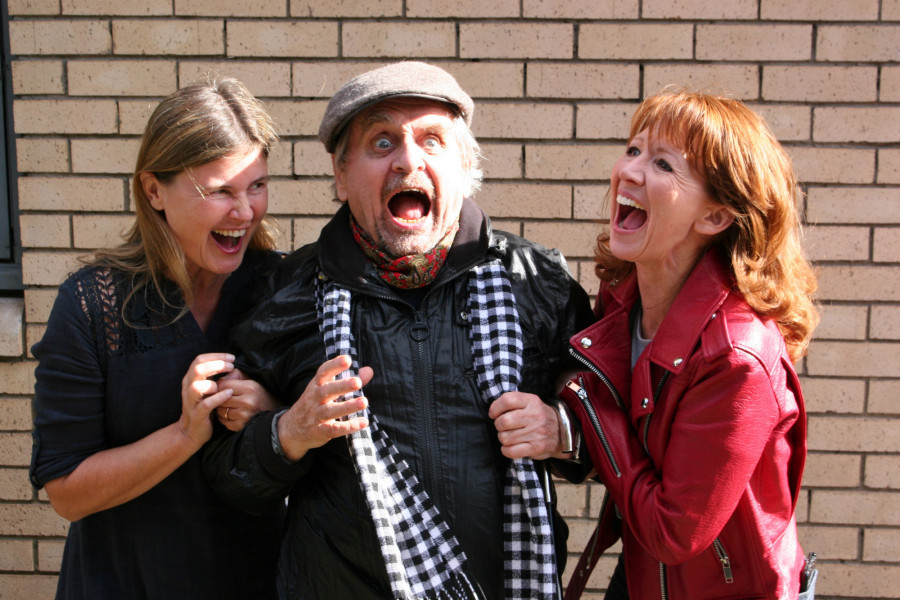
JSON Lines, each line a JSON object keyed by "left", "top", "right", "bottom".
{"left": 695, "top": 204, "right": 734, "bottom": 236}
{"left": 332, "top": 155, "right": 348, "bottom": 202}
{"left": 140, "top": 172, "right": 165, "bottom": 211}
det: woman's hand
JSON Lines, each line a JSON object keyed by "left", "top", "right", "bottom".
{"left": 178, "top": 353, "right": 236, "bottom": 446}
{"left": 215, "top": 368, "right": 280, "bottom": 431}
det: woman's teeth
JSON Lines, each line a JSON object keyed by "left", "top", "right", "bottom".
{"left": 213, "top": 230, "right": 245, "bottom": 238}
{"left": 616, "top": 194, "right": 645, "bottom": 211}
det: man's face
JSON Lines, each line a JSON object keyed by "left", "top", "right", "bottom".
{"left": 333, "top": 98, "right": 468, "bottom": 258}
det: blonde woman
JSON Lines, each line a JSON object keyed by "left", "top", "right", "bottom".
{"left": 30, "top": 77, "right": 284, "bottom": 599}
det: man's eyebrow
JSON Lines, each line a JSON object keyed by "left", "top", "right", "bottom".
{"left": 360, "top": 111, "right": 396, "bottom": 130}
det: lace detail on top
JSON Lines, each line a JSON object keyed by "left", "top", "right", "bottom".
{"left": 70, "top": 267, "right": 191, "bottom": 366}
{"left": 75, "top": 267, "right": 122, "bottom": 355}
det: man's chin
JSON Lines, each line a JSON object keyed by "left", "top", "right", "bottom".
{"left": 378, "top": 230, "right": 438, "bottom": 258}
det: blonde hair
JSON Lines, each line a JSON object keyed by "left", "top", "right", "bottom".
{"left": 90, "top": 75, "right": 278, "bottom": 319}
{"left": 595, "top": 90, "right": 818, "bottom": 361}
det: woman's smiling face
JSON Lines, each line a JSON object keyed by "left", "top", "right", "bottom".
{"left": 142, "top": 146, "right": 269, "bottom": 285}
{"left": 609, "top": 128, "right": 729, "bottom": 275}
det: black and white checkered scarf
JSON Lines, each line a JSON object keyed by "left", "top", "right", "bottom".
{"left": 316, "top": 259, "right": 559, "bottom": 599}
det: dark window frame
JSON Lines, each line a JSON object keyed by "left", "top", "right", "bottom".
{"left": 0, "top": 0, "right": 22, "bottom": 291}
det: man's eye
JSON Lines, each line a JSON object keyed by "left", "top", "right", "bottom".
{"left": 423, "top": 137, "right": 441, "bottom": 150}
{"left": 374, "top": 137, "right": 392, "bottom": 150}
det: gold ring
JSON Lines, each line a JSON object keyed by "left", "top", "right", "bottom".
{"left": 224, "top": 407, "right": 230, "bottom": 420}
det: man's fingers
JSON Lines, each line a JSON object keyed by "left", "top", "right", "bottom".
{"left": 315, "top": 355, "right": 354, "bottom": 382}
{"left": 358, "top": 366, "right": 374, "bottom": 386}
{"left": 321, "top": 415, "right": 369, "bottom": 438}
{"left": 320, "top": 396, "right": 368, "bottom": 421}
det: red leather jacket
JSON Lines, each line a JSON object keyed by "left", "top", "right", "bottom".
{"left": 561, "top": 249, "right": 807, "bottom": 600}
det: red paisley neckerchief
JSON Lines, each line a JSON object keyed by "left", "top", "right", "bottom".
{"left": 350, "top": 218, "right": 458, "bottom": 290}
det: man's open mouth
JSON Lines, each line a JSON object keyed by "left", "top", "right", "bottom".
{"left": 387, "top": 189, "right": 432, "bottom": 224}
{"left": 616, "top": 194, "right": 647, "bottom": 230}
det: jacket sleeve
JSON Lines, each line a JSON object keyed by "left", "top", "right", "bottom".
{"left": 506, "top": 240, "right": 594, "bottom": 399}
{"left": 577, "top": 351, "right": 783, "bottom": 565}
{"left": 203, "top": 251, "right": 324, "bottom": 514}
{"left": 202, "top": 411, "right": 311, "bottom": 515}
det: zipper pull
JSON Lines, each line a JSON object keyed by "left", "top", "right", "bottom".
{"left": 720, "top": 556, "right": 733, "bottom": 583}
{"left": 713, "top": 539, "right": 734, "bottom": 584}
{"left": 566, "top": 380, "right": 588, "bottom": 401}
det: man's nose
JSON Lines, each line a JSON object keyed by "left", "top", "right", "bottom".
{"left": 392, "top": 136, "right": 426, "bottom": 173}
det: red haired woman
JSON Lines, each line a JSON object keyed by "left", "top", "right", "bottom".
{"left": 562, "top": 90, "right": 819, "bottom": 600}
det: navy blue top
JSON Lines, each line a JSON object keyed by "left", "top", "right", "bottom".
{"left": 30, "top": 251, "right": 283, "bottom": 600}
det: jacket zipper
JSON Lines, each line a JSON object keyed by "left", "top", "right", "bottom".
{"left": 411, "top": 310, "right": 439, "bottom": 497}
{"left": 644, "top": 369, "right": 672, "bottom": 599}
{"left": 563, "top": 369, "right": 622, "bottom": 478}
{"left": 659, "top": 562, "right": 668, "bottom": 600}
{"left": 713, "top": 538, "right": 734, "bottom": 583}
{"left": 642, "top": 370, "right": 670, "bottom": 455}
{"left": 569, "top": 347, "right": 626, "bottom": 409}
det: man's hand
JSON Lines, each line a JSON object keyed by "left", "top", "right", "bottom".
{"left": 277, "top": 355, "right": 372, "bottom": 462}
{"left": 489, "top": 391, "right": 565, "bottom": 460}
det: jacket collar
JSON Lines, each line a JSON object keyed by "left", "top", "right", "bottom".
{"left": 317, "top": 198, "right": 493, "bottom": 291}
{"left": 597, "top": 247, "right": 734, "bottom": 376}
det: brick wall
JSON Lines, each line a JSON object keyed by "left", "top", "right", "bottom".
{"left": 2, "top": 1, "right": 898, "bottom": 598}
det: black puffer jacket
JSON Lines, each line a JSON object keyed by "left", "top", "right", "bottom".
{"left": 203, "top": 200, "right": 593, "bottom": 600}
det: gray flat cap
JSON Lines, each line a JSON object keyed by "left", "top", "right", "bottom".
{"left": 318, "top": 61, "right": 474, "bottom": 153}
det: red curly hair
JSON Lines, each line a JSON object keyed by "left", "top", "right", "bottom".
{"left": 595, "top": 90, "right": 818, "bottom": 362}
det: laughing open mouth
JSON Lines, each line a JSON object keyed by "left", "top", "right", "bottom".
{"left": 616, "top": 194, "right": 647, "bottom": 230}
{"left": 388, "top": 189, "right": 432, "bottom": 224}
{"left": 212, "top": 229, "right": 245, "bottom": 249}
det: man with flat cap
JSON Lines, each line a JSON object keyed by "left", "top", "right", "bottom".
{"left": 204, "top": 61, "right": 592, "bottom": 600}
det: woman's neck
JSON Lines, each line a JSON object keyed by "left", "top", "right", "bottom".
{"left": 188, "top": 272, "right": 227, "bottom": 333}
{"left": 634, "top": 254, "right": 701, "bottom": 339}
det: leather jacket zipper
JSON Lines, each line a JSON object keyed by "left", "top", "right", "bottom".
{"left": 642, "top": 370, "right": 670, "bottom": 454}
{"left": 713, "top": 538, "right": 734, "bottom": 583}
{"left": 569, "top": 347, "right": 626, "bottom": 409}
{"left": 564, "top": 375, "right": 622, "bottom": 478}
{"left": 659, "top": 562, "right": 668, "bottom": 600}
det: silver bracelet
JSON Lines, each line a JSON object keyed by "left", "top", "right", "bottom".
{"left": 552, "top": 398, "right": 575, "bottom": 455}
